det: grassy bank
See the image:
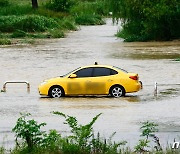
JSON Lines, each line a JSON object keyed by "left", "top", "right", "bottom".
{"left": 0, "top": 112, "right": 179, "bottom": 154}
{"left": 0, "top": 0, "right": 107, "bottom": 45}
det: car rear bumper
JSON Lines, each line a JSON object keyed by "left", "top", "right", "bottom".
{"left": 139, "top": 81, "right": 143, "bottom": 89}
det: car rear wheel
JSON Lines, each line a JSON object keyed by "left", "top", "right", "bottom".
{"left": 110, "top": 85, "right": 125, "bottom": 97}
{"left": 49, "top": 86, "right": 64, "bottom": 98}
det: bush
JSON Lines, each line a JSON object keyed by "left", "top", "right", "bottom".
{"left": 12, "top": 113, "right": 46, "bottom": 149}
{"left": 45, "top": 0, "right": 76, "bottom": 12}
{"left": 0, "top": 0, "right": 9, "bottom": 7}
{"left": 0, "top": 15, "right": 59, "bottom": 32}
{"left": 0, "top": 39, "right": 11, "bottom": 45}
{"left": 75, "top": 14, "right": 105, "bottom": 25}
{"left": 108, "top": 0, "right": 180, "bottom": 41}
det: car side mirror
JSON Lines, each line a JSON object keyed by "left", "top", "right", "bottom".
{"left": 69, "top": 74, "right": 77, "bottom": 78}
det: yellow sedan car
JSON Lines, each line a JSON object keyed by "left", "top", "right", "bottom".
{"left": 38, "top": 64, "right": 142, "bottom": 98}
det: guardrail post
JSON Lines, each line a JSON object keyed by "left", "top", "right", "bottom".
{"left": 27, "top": 82, "right": 30, "bottom": 93}
{"left": 154, "top": 82, "right": 157, "bottom": 96}
{"left": 3, "top": 84, "right": 6, "bottom": 92}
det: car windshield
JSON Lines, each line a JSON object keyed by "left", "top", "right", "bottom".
{"left": 113, "top": 66, "right": 128, "bottom": 73}
{"left": 61, "top": 67, "right": 80, "bottom": 77}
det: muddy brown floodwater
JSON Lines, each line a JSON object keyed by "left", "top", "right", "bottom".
{"left": 0, "top": 19, "right": 180, "bottom": 149}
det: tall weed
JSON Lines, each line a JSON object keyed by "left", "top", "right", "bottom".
{"left": 12, "top": 113, "right": 46, "bottom": 149}
{"left": 7, "top": 112, "right": 180, "bottom": 153}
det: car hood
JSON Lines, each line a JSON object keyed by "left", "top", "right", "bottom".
{"left": 45, "top": 76, "right": 63, "bottom": 82}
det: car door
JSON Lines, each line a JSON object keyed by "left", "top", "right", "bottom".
{"left": 67, "top": 67, "right": 93, "bottom": 95}
{"left": 89, "top": 67, "right": 118, "bottom": 94}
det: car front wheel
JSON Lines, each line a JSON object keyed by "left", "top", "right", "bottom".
{"left": 49, "top": 86, "right": 64, "bottom": 98}
{"left": 110, "top": 85, "right": 125, "bottom": 97}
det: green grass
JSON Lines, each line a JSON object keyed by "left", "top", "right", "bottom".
{"left": 71, "top": 1, "right": 107, "bottom": 25}
{"left": 0, "top": 5, "right": 33, "bottom": 16}
{"left": 0, "top": 15, "right": 59, "bottom": 32}
{"left": 0, "top": 0, "right": 106, "bottom": 42}
{"left": 48, "top": 29, "right": 65, "bottom": 38}
{"left": 0, "top": 39, "right": 11, "bottom": 45}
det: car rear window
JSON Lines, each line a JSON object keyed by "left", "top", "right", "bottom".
{"left": 113, "top": 66, "right": 128, "bottom": 73}
{"left": 93, "top": 67, "right": 118, "bottom": 77}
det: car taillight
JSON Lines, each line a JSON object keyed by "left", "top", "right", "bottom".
{"left": 129, "top": 76, "right": 138, "bottom": 80}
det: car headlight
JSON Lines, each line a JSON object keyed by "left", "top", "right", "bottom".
{"left": 40, "top": 81, "right": 47, "bottom": 86}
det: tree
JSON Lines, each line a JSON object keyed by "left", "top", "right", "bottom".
{"left": 107, "top": 0, "right": 180, "bottom": 41}
{"left": 32, "top": 0, "right": 38, "bottom": 9}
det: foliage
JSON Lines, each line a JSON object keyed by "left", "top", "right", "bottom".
{"left": 108, "top": 0, "right": 180, "bottom": 41}
{"left": 52, "top": 111, "right": 127, "bottom": 153}
{"left": 18, "top": 39, "right": 36, "bottom": 44}
{"left": 48, "top": 29, "right": 65, "bottom": 38}
{"left": 35, "top": 8, "right": 68, "bottom": 18}
{"left": 0, "top": 5, "right": 33, "bottom": 16}
{"left": 71, "top": 1, "right": 106, "bottom": 25}
{"left": 0, "top": 15, "right": 59, "bottom": 32}
{"left": 12, "top": 113, "right": 46, "bottom": 149}
{"left": 0, "top": 0, "right": 9, "bottom": 7}
{"left": 45, "top": 0, "right": 76, "bottom": 12}
{"left": 75, "top": 14, "right": 105, "bottom": 25}
{"left": 0, "top": 39, "right": 11, "bottom": 45}
{"left": 0, "top": 0, "right": 107, "bottom": 39}
{"left": 140, "top": 121, "right": 158, "bottom": 139}
{"left": 12, "top": 112, "right": 128, "bottom": 153}
{"left": 71, "top": 1, "right": 108, "bottom": 16}
{"left": 1, "top": 112, "right": 179, "bottom": 153}
{"left": 0, "top": 146, "right": 5, "bottom": 154}
{"left": 59, "top": 18, "right": 78, "bottom": 30}
{"left": 53, "top": 111, "right": 102, "bottom": 149}
{"left": 11, "top": 30, "right": 27, "bottom": 38}
{"left": 135, "top": 121, "right": 159, "bottom": 153}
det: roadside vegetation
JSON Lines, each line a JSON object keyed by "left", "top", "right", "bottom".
{"left": 0, "top": 112, "right": 179, "bottom": 154}
{"left": 107, "top": 0, "right": 180, "bottom": 42}
{"left": 0, "top": 0, "right": 108, "bottom": 45}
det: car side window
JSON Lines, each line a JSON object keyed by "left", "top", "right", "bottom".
{"left": 93, "top": 67, "right": 118, "bottom": 77}
{"left": 75, "top": 68, "right": 93, "bottom": 78}
{"left": 110, "top": 69, "right": 118, "bottom": 75}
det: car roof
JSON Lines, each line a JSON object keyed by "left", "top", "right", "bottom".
{"left": 80, "top": 65, "right": 114, "bottom": 69}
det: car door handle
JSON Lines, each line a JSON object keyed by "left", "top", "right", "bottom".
{"left": 108, "top": 79, "right": 113, "bottom": 82}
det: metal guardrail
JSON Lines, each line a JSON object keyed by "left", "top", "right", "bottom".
{"left": 1, "top": 81, "right": 179, "bottom": 96}
{"left": 2, "top": 81, "right": 30, "bottom": 92}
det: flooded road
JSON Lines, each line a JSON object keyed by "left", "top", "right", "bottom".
{"left": 0, "top": 19, "right": 180, "bottom": 149}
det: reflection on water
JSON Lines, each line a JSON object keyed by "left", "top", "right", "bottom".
{"left": 0, "top": 19, "right": 180, "bottom": 148}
